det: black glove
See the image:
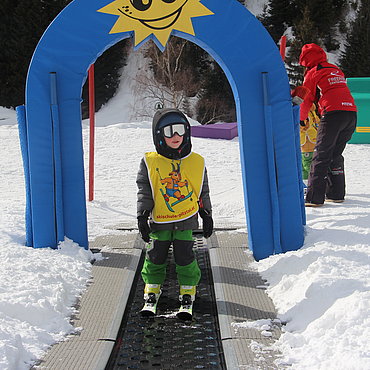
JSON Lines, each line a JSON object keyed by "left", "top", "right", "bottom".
{"left": 199, "top": 209, "right": 213, "bottom": 238}
{"left": 137, "top": 210, "right": 151, "bottom": 243}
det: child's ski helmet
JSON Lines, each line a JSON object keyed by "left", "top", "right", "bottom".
{"left": 152, "top": 108, "right": 192, "bottom": 159}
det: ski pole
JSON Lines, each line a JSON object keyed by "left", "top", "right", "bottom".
{"left": 156, "top": 168, "right": 163, "bottom": 180}
{"left": 185, "top": 180, "right": 190, "bottom": 194}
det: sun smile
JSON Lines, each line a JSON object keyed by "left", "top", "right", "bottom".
{"left": 118, "top": 5, "right": 185, "bottom": 30}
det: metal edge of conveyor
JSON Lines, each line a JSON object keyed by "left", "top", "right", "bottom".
{"left": 103, "top": 250, "right": 146, "bottom": 369}
{"left": 96, "top": 247, "right": 144, "bottom": 370}
{"left": 208, "top": 238, "right": 240, "bottom": 370}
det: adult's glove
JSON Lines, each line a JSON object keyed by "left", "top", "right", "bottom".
{"left": 137, "top": 210, "right": 151, "bottom": 243}
{"left": 291, "top": 86, "right": 310, "bottom": 105}
{"left": 199, "top": 209, "right": 213, "bottom": 238}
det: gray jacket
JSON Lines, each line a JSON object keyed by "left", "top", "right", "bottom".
{"left": 136, "top": 156, "right": 212, "bottom": 231}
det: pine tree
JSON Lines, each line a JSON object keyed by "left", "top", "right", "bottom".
{"left": 294, "top": 0, "right": 345, "bottom": 51}
{"left": 309, "top": 0, "right": 341, "bottom": 50}
{"left": 195, "top": 61, "right": 235, "bottom": 124}
{"left": 260, "top": 0, "right": 297, "bottom": 43}
{"left": 0, "top": 0, "right": 21, "bottom": 107}
{"left": 0, "top": 0, "right": 127, "bottom": 111}
{"left": 340, "top": 0, "right": 370, "bottom": 77}
{"left": 0, "top": 0, "right": 72, "bottom": 107}
{"left": 285, "top": 6, "right": 320, "bottom": 87}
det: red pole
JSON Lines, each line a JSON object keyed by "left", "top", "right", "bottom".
{"left": 88, "top": 64, "right": 95, "bottom": 202}
{"left": 279, "top": 35, "right": 287, "bottom": 61}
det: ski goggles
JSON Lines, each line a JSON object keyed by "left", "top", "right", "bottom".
{"left": 162, "top": 123, "right": 186, "bottom": 138}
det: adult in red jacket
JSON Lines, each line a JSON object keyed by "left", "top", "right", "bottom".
{"left": 299, "top": 43, "right": 357, "bottom": 206}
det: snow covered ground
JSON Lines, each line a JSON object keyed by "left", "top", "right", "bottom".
{"left": 1, "top": 93, "right": 369, "bottom": 369}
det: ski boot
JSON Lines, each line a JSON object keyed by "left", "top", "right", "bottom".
{"left": 141, "top": 284, "right": 161, "bottom": 317}
{"left": 303, "top": 180, "right": 308, "bottom": 196}
{"left": 177, "top": 285, "right": 196, "bottom": 320}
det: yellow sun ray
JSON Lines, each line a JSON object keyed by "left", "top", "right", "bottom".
{"left": 98, "top": 0, "right": 214, "bottom": 48}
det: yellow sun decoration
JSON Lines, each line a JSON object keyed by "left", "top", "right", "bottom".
{"left": 98, "top": 0, "right": 214, "bottom": 48}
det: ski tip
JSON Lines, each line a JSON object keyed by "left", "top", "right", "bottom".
{"left": 176, "top": 311, "right": 193, "bottom": 321}
{"left": 140, "top": 309, "right": 155, "bottom": 317}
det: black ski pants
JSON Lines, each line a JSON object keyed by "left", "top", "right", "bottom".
{"left": 306, "top": 110, "right": 357, "bottom": 204}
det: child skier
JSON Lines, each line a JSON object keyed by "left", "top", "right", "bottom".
{"left": 300, "top": 104, "right": 320, "bottom": 187}
{"left": 136, "top": 108, "right": 213, "bottom": 319}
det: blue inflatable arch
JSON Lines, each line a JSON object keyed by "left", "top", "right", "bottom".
{"left": 19, "top": 0, "right": 305, "bottom": 260}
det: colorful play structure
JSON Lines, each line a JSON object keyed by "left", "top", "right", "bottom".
{"left": 191, "top": 122, "right": 239, "bottom": 140}
{"left": 17, "top": 0, "right": 306, "bottom": 261}
{"left": 347, "top": 77, "right": 370, "bottom": 144}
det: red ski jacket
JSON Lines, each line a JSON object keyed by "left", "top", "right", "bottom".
{"left": 299, "top": 44, "right": 357, "bottom": 121}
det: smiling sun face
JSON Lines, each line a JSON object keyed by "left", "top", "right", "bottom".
{"left": 98, "top": 0, "right": 213, "bottom": 48}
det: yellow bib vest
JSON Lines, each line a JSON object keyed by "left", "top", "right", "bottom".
{"left": 145, "top": 152, "right": 205, "bottom": 223}
{"left": 300, "top": 105, "right": 320, "bottom": 153}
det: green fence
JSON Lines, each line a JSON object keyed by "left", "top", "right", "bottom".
{"left": 348, "top": 77, "right": 370, "bottom": 144}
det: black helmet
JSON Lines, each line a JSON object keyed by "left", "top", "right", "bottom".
{"left": 152, "top": 108, "right": 192, "bottom": 159}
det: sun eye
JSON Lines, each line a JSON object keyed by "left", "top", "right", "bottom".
{"left": 130, "top": 0, "right": 152, "bottom": 11}
{"left": 162, "top": 0, "right": 176, "bottom": 3}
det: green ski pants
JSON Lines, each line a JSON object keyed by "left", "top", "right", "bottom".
{"left": 302, "top": 152, "right": 313, "bottom": 180}
{"left": 141, "top": 230, "right": 201, "bottom": 286}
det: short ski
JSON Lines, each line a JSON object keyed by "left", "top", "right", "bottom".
{"left": 176, "top": 294, "right": 193, "bottom": 320}
{"left": 171, "top": 191, "right": 193, "bottom": 207}
{"left": 160, "top": 189, "right": 194, "bottom": 211}
{"left": 141, "top": 292, "right": 160, "bottom": 317}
